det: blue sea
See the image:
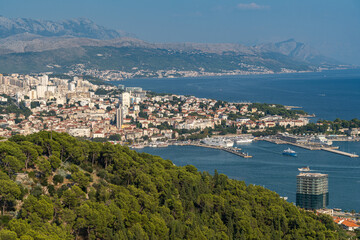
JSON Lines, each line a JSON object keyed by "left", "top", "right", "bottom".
{"left": 136, "top": 141, "right": 360, "bottom": 211}
{"left": 115, "top": 69, "right": 360, "bottom": 211}
{"left": 116, "top": 69, "right": 360, "bottom": 121}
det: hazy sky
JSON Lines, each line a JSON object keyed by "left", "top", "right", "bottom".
{"left": 1, "top": 0, "right": 360, "bottom": 64}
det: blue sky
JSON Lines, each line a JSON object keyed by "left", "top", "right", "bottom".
{"left": 1, "top": 0, "right": 360, "bottom": 64}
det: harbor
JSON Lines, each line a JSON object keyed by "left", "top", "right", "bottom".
{"left": 184, "top": 142, "right": 253, "bottom": 158}
{"left": 130, "top": 133, "right": 359, "bottom": 159}
{"left": 133, "top": 139, "right": 360, "bottom": 212}
{"left": 131, "top": 137, "right": 254, "bottom": 158}
{"left": 260, "top": 134, "right": 359, "bottom": 158}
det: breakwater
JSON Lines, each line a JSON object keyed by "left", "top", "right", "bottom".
{"left": 179, "top": 142, "right": 252, "bottom": 158}
{"left": 260, "top": 137, "right": 358, "bottom": 158}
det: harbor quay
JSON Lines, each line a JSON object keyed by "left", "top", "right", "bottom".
{"left": 182, "top": 142, "right": 253, "bottom": 158}
{"left": 260, "top": 134, "right": 359, "bottom": 158}
{"left": 131, "top": 132, "right": 359, "bottom": 159}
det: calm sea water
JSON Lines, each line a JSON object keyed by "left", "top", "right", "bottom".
{"left": 116, "top": 69, "right": 360, "bottom": 211}
{"left": 117, "top": 69, "right": 360, "bottom": 121}
{"left": 136, "top": 141, "right": 360, "bottom": 211}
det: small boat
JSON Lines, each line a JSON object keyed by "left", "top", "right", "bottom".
{"left": 157, "top": 142, "right": 169, "bottom": 147}
{"left": 131, "top": 144, "right": 144, "bottom": 149}
{"left": 298, "top": 166, "right": 310, "bottom": 172}
{"left": 282, "top": 148, "right": 297, "bottom": 157}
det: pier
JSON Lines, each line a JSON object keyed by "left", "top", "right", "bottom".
{"left": 261, "top": 138, "right": 321, "bottom": 150}
{"left": 260, "top": 137, "right": 358, "bottom": 158}
{"left": 184, "top": 143, "right": 253, "bottom": 158}
{"left": 321, "top": 148, "right": 359, "bottom": 158}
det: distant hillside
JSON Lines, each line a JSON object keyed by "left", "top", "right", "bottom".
{"left": 0, "top": 131, "right": 347, "bottom": 239}
{"left": 255, "top": 39, "right": 342, "bottom": 66}
{"left": 0, "top": 46, "right": 313, "bottom": 74}
{"left": 0, "top": 16, "right": 347, "bottom": 77}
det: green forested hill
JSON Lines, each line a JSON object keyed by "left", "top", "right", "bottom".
{"left": 0, "top": 132, "right": 345, "bottom": 239}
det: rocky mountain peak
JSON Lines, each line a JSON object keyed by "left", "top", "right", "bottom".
{"left": 0, "top": 16, "right": 132, "bottom": 40}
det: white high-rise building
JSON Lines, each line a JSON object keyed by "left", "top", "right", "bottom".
{"left": 68, "top": 82, "right": 76, "bottom": 92}
{"left": 29, "top": 90, "right": 37, "bottom": 100}
{"left": 121, "top": 92, "right": 131, "bottom": 108}
{"left": 122, "top": 105, "right": 129, "bottom": 117}
{"left": 47, "top": 85, "right": 56, "bottom": 94}
{"left": 116, "top": 108, "right": 123, "bottom": 129}
{"left": 77, "top": 78, "right": 83, "bottom": 88}
{"left": 40, "top": 75, "right": 48, "bottom": 86}
{"left": 36, "top": 85, "right": 47, "bottom": 99}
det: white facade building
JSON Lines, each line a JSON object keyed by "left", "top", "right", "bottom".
{"left": 121, "top": 92, "right": 131, "bottom": 108}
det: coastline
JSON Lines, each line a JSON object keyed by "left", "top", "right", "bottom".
{"left": 106, "top": 67, "right": 357, "bottom": 82}
{"left": 116, "top": 68, "right": 360, "bottom": 121}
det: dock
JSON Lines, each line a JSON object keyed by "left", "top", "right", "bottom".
{"left": 261, "top": 138, "right": 321, "bottom": 150}
{"left": 185, "top": 143, "right": 253, "bottom": 158}
{"left": 321, "top": 148, "right": 359, "bottom": 158}
{"left": 222, "top": 147, "right": 253, "bottom": 158}
{"left": 260, "top": 137, "right": 358, "bottom": 158}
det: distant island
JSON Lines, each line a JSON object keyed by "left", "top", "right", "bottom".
{"left": 0, "top": 17, "right": 351, "bottom": 80}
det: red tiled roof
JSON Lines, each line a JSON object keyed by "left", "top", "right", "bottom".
{"left": 342, "top": 220, "right": 359, "bottom": 228}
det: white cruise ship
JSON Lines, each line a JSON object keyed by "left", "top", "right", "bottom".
{"left": 310, "top": 135, "right": 333, "bottom": 146}
{"left": 235, "top": 137, "right": 253, "bottom": 144}
{"left": 202, "top": 138, "right": 234, "bottom": 147}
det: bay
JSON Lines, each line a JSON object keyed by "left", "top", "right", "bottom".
{"left": 115, "top": 69, "right": 360, "bottom": 121}
{"left": 115, "top": 69, "right": 360, "bottom": 211}
{"left": 136, "top": 141, "right": 360, "bottom": 211}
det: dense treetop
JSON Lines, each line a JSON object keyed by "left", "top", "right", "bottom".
{"left": 0, "top": 131, "right": 347, "bottom": 239}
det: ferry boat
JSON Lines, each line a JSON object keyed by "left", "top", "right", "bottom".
{"left": 236, "top": 137, "right": 253, "bottom": 144}
{"left": 310, "top": 135, "right": 333, "bottom": 146}
{"left": 282, "top": 148, "right": 297, "bottom": 157}
{"left": 298, "top": 166, "right": 310, "bottom": 172}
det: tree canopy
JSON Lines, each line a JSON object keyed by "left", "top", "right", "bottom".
{"left": 0, "top": 131, "right": 347, "bottom": 239}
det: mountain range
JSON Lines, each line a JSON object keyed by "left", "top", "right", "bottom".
{"left": 0, "top": 16, "right": 346, "bottom": 77}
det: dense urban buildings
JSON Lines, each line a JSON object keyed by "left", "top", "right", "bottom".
{"left": 0, "top": 73, "right": 312, "bottom": 142}
{"left": 296, "top": 172, "right": 329, "bottom": 210}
